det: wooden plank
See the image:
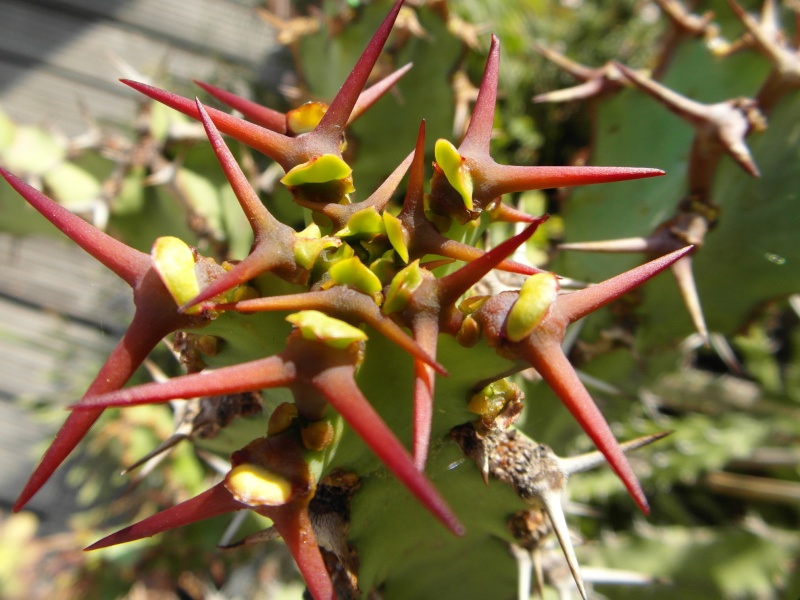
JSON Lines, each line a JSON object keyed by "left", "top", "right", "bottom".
{"left": 0, "top": 398, "right": 79, "bottom": 526}
{"left": 0, "top": 61, "right": 136, "bottom": 134}
{"left": 0, "top": 0, "right": 253, "bottom": 85}
{"left": 0, "top": 0, "right": 282, "bottom": 134}
{"left": 0, "top": 235, "right": 123, "bottom": 525}
{"left": 36, "top": 0, "right": 274, "bottom": 65}
{"left": 0, "top": 296, "right": 119, "bottom": 400}
{"left": 0, "top": 234, "right": 132, "bottom": 328}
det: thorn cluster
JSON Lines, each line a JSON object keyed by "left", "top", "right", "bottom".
{"left": 2, "top": 1, "right": 691, "bottom": 597}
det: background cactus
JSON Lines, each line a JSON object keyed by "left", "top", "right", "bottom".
{"left": 1, "top": 1, "right": 799, "bottom": 599}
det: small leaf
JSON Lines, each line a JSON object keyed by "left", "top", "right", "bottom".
{"left": 383, "top": 260, "right": 424, "bottom": 314}
{"left": 286, "top": 102, "right": 328, "bottom": 136}
{"left": 370, "top": 250, "right": 398, "bottom": 284}
{"left": 225, "top": 463, "right": 294, "bottom": 506}
{"left": 294, "top": 235, "right": 341, "bottom": 270}
{"left": 286, "top": 310, "right": 368, "bottom": 349}
{"left": 281, "top": 154, "right": 353, "bottom": 187}
{"left": 336, "top": 207, "right": 386, "bottom": 239}
{"left": 383, "top": 210, "right": 410, "bottom": 263}
{"left": 329, "top": 256, "right": 383, "bottom": 295}
{"left": 151, "top": 236, "right": 201, "bottom": 314}
{"left": 505, "top": 273, "right": 559, "bottom": 342}
{"left": 434, "top": 138, "right": 473, "bottom": 211}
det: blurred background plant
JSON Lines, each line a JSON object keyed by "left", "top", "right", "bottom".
{"left": 0, "top": 0, "right": 798, "bottom": 598}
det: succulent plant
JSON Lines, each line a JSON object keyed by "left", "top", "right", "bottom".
{"left": 2, "top": 1, "right": 799, "bottom": 599}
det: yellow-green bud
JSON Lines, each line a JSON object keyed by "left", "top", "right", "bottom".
{"left": 505, "top": 273, "right": 559, "bottom": 342}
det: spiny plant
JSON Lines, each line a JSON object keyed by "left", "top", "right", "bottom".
{"left": 2, "top": 0, "right": 799, "bottom": 598}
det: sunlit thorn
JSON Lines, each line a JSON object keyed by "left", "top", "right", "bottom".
{"left": 71, "top": 354, "right": 296, "bottom": 411}
{"left": 489, "top": 201, "right": 542, "bottom": 224}
{"left": 85, "top": 483, "right": 246, "bottom": 551}
{"left": 559, "top": 230, "right": 710, "bottom": 341}
{"left": 409, "top": 315, "right": 439, "bottom": 470}
{"left": 349, "top": 62, "right": 413, "bottom": 125}
{"left": 313, "top": 366, "right": 463, "bottom": 535}
{"left": 519, "top": 341, "right": 649, "bottom": 513}
{"left": 0, "top": 171, "right": 206, "bottom": 509}
{"left": 438, "top": 220, "right": 544, "bottom": 308}
{"left": 559, "top": 236, "right": 654, "bottom": 253}
{"left": 313, "top": 0, "right": 407, "bottom": 142}
{"left": 0, "top": 167, "right": 149, "bottom": 286}
{"left": 459, "top": 34, "right": 500, "bottom": 157}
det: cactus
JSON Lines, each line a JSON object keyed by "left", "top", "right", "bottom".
{"left": 2, "top": 1, "right": 799, "bottom": 599}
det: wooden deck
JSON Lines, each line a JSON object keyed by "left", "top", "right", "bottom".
{"left": 0, "top": 0, "right": 282, "bottom": 134}
{"left": 0, "top": 0, "right": 283, "bottom": 530}
{"left": 0, "top": 233, "right": 128, "bottom": 529}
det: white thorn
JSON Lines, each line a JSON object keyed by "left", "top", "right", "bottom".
{"left": 559, "top": 236, "right": 653, "bottom": 253}
{"left": 671, "top": 254, "right": 709, "bottom": 344}
{"left": 709, "top": 332, "right": 743, "bottom": 374}
{"left": 540, "top": 490, "right": 587, "bottom": 600}
{"left": 558, "top": 432, "right": 671, "bottom": 476}
{"left": 510, "top": 544, "right": 533, "bottom": 600}
{"left": 532, "top": 548, "right": 546, "bottom": 599}
{"left": 218, "top": 510, "right": 250, "bottom": 548}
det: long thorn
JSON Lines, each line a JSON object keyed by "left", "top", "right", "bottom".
{"left": 314, "top": 366, "right": 464, "bottom": 535}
